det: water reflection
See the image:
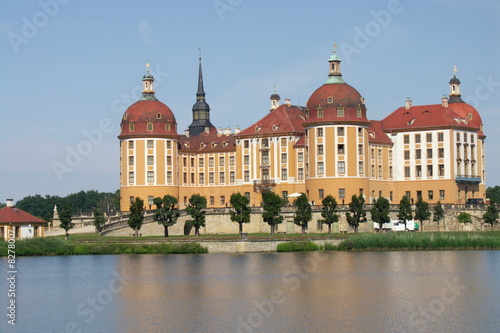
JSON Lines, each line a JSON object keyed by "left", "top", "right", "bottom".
{"left": 1, "top": 251, "right": 499, "bottom": 332}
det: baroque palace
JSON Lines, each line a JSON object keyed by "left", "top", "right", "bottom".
{"left": 118, "top": 49, "right": 486, "bottom": 211}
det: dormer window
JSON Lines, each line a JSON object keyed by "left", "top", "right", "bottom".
{"left": 147, "top": 122, "right": 153, "bottom": 131}
{"left": 327, "top": 96, "right": 334, "bottom": 104}
{"left": 156, "top": 113, "right": 162, "bottom": 119}
{"left": 356, "top": 107, "right": 362, "bottom": 117}
{"left": 337, "top": 107, "right": 344, "bottom": 117}
{"left": 272, "top": 124, "right": 279, "bottom": 131}
{"left": 165, "top": 122, "right": 171, "bottom": 131}
{"left": 316, "top": 107, "right": 324, "bottom": 118}
{"left": 129, "top": 123, "right": 134, "bottom": 132}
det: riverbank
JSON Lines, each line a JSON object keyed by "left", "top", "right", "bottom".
{"left": 1, "top": 232, "right": 500, "bottom": 256}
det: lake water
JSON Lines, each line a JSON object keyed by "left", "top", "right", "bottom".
{"left": 1, "top": 251, "right": 500, "bottom": 333}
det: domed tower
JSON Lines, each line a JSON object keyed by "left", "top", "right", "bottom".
{"left": 304, "top": 48, "right": 371, "bottom": 204}
{"left": 270, "top": 86, "right": 281, "bottom": 111}
{"left": 118, "top": 64, "right": 180, "bottom": 211}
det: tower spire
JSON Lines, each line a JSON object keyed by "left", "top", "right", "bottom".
{"left": 140, "top": 61, "right": 157, "bottom": 101}
{"left": 448, "top": 65, "right": 464, "bottom": 103}
{"left": 188, "top": 54, "right": 215, "bottom": 136}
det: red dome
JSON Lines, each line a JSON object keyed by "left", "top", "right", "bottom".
{"left": 305, "top": 83, "right": 369, "bottom": 124}
{"left": 119, "top": 100, "right": 178, "bottom": 139}
{"left": 448, "top": 102, "right": 484, "bottom": 135}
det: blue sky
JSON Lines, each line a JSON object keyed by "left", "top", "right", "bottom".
{"left": 0, "top": 0, "right": 499, "bottom": 202}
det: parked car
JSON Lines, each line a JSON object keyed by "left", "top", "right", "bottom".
{"left": 466, "top": 198, "right": 484, "bottom": 204}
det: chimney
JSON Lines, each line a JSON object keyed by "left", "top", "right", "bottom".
{"left": 217, "top": 128, "right": 223, "bottom": 136}
{"left": 285, "top": 98, "right": 291, "bottom": 106}
{"left": 224, "top": 127, "right": 231, "bottom": 136}
{"left": 6, "top": 199, "right": 14, "bottom": 207}
{"left": 204, "top": 127, "right": 210, "bottom": 134}
{"left": 234, "top": 126, "right": 240, "bottom": 135}
{"left": 405, "top": 97, "right": 412, "bottom": 109}
{"left": 184, "top": 129, "right": 190, "bottom": 138}
{"left": 442, "top": 95, "right": 448, "bottom": 108}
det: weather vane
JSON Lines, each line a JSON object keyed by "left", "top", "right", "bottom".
{"left": 333, "top": 40, "right": 337, "bottom": 53}
{"left": 453, "top": 65, "right": 458, "bottom": 76}
{"left": 145, "top": 61, "right": 150, "bottom": 73}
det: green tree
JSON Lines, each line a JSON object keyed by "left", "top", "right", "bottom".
{"left": 153, "top": 195, "right": 180, "bottom": 237}
{"left": 93, "top": 208, "right": 106, "bottom": 233}
{"left": 320, "top": 195, "right": 339, "bottom": 235}
{"left": 457, "top": 212, "right": 472, "bottom": 224}
{"left": 293, "top": 193, "right": 312, "bottom": 236}
{"left": 397, "top": 195, "right": 413, "bottom": 230}
{"left": 345, "top": 194, "right": 366, "bottom": 233}
{"left": 229, "top": 192, "right": 251, "bottom": 234}
{"left": 486, "top": 186, "right": 500, "bottom": 203}
{"left": 59, "top": 206, "right": 74, "bottom": 240}
{"left": 186, "top": 194, "right": 207, "bottom": 236}
{"left": 483, "top": 203, "right": 499, "bottom": 227}
{"left": 128, "top": 197, "right": 145, "bottom": 237}
{"left": 370, "top": 197, "right": 390, "bottom": 232}
{"left": 433, "top": 201, "right": 445, "bottom": 231}
{"left": 262, "top": 191, "right": 284, "bottom": 236}
{"left": 414, "top": 196, "right": 431, "bottom": 232}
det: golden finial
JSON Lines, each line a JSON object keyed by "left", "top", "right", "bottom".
{"left": 453, "top": 65, "right": 458, "bottom": 77}
{"left": 145, "top": 61, "right": 150, "bottom": 73}
{"left": 333, "top": 41, "right": 337, "bottom": 54}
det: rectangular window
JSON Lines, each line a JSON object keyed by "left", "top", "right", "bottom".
{"left": 371, "top": 165, "right": 375, "bottom": 177}
{"left": 417, "top": 190, "right": 422, "bottom": 199}
{"left": 183, "top": 173, "right": 187, "bottom": 184}
{"left": 404, "top": 150, "right": 410, "bottom": 160}
{"left": 219, "top": 172, "right": 225, "bottom": 183}
{"left": 426, "top": 133, "right": 432, "bottom": 142}
{"left": 166, "top": 141, "right": 171, "bottom": 149}
{"left": 378, "top": 149, "right": 382, "bottom": 159}
{"left": 147, "top": 140, "right": 154, "bottom": 148}
{"left": 191, "top": 158, "right": 195, "bottom": 167}
{"left": 128, "top": 141, "right": 134, "bottom": 149}
{"left": 244, "top": 155, "right": 250, "bottom": 165}
{"left": 262, "top": 138, "right": 269, "bottom": 148}
{"left": 244, "top": 140, "right": 250, "bottom": 148}
{"left": 244, "top": 192, "right": 250, "bottom": 201}
{"left": 358, "top": 162, "right": 364, "bottom": 175}
{"left": 167, "top": 171, "right": 172, "bottom": 183}
{"left": 371, "top": 148, "right": 375, "bottom": 159}
{"left": 427, "top": 149, "right": 433, "bottom": 159}
{"left": 183, "top": 196, "right": 188, "bottom": 206}
{"left": 298, "top": 152, "right": 304, "bottom": 162}
{"left": 183, "top": 157, "right": 187, "bottom": 166}
{"left": 281, "top": 153, "right": 287, "bottom": 163}
{"left": 415, "top": 134, "right": 421, "bottom": 143}
{"left": 318, "top": 189, "right": 324, "bottom": 199}
{"left": 147, "top": 155, "right": 154, "bottom": 165}
{"left": 416, "top": 149, "right": 421, "bottom": 159}
{"left": 338, "top": 127, "right": 345, "bottom": 136}
{"left": 378, "top": 165, "right": 382, "bottom": 178}
{"left": 209, "top": 172, "right": 214, "bottom": 183}
{"left": 339, "top": 188, "right": 345, "bottom": 199}
{"left": 356, "top": 107, "right": 362, "bottom": 117}
{"left": 281, "top": 138, "right": 287, "bottom": 146}
{"left": 456, "top": 132, "right": 460, "bottom": 141}
{"left": 230, "top": 156, "right": 235, "bottom": 166}
{"left": 379, "top": 191, "right": 382, "bottom": 198}
{"left": 318, "top": 162, "right": 324, "bottom": 175}
{"left": 358, "top": 128, "right": 363, "bottom": 137}
{"left": 282, "top": 191, "right": 288, "bottom": 200}
{"left": 129, "top": 156, "right": 134, "bottom": 166}
{"left": 261, "top": 151, "right": 269, "bottom": 165}
{"left": 199, "top": 173, "right": 204, "bottom": 184}
{"left": 244, "top": 171, "right": 250, "bottom": 182}
{"left": 190, "top": 173, "right": 195, "bottom": 184}
{"left": 428, "top": 190, "right": 434, "bottom": 200}
{"left": 230, "top": 171, "right": 235, "bottom": 183}
{"left": 199, "top": 158, "right": 204, "bottom": 167}
{"left": 439, "top": 164, "right": 445, "bottom": 176}
{"left": 129, "top": 196, "right": 135, "bottom": 205}
{"left": 317, "top": 108, "right": 324, "bottom": 118}
{"left": 147, "top": 171, "right": 154, "bottom": 182}
{"left": 405, "top": 166, "right": 410, "bottom": 178}
{"left": 209, "top": 157, "right": 214, "bottom": 167}
{"left": 416, "top": 165, "right": 422, "bottom": 177}
{"left": 404, "top": 135, "right": 410, "bottom": 144}
{"left": 358, "top": 144, "right": 363, "bottom": 155}
{"left": 220, "top": 196, "right": 225, "bottom": 205}
{"left": 390, "top": 191, "right": 393, "bottom": 201}
{"left": 337, "top": 108, "right": 344, "bottom": 117}
{"left": 405, "top": 191, "right": 411, "bottom": 199}
{"left": 129, "top": 123, "right": 134, "bottom": 131}
{"left": 338, "top": 161, "right": 345, "bottom": 174}
{"left": 438, "top": 132, "right": 444, "bottom": 142}
{"left": 337, "top": 144, "right": 344, "bottom": 155}
{"left": 282, "top": 168, "right": 288, "bottom": 180}
{"left": 427, "top": 165, "right": 433, "bottom": 177}
{"left": 438, "top": 148, "right": 444, "bottom": 158}
{"left": 317, "top": 145, "right": 324, "bottom": 155}
{"left": 470, "top": 134, "right": 474, "bottom": 142}
{"left": 464, "top": 133, "right": 468, "bottom": 142}
{"left": 210, "top": 196, "right": 215, "bottom": 205}
{"left": 298, "top": 168, "right": 304, "bottom": 180}
{"left": 389, "top": 166, "right": 393, "bottom": 179}
{"left": 129, "top": 172, "right": 134, "bottom": 183}
{"left": 317, "top": 128, "right": 323, "bottom": 137}
{"left": 219, "top": 156, "right": 225, "bottom": 166}
{"left": 440, "top": 190, "right": 445, "bottom": 200}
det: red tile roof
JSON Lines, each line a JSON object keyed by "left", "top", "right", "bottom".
{"left": 368, "top": 121, "right": 393, "bottom": 145}
{"left": 381, "top": 103, "right": 481, "bottom": 133}
{"left": 179, "top": 132, "right": 236, "bottom": 153}
{"left": 237, "top": 104, "right": 306, "bottom": 136}
{"left": 0, "top": 207, "right": 46, "bottom": 224}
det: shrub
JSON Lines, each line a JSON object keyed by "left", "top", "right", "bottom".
{"left": 277, "top": 241, "right": 319, "bottom": 252}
